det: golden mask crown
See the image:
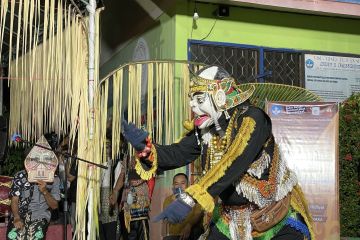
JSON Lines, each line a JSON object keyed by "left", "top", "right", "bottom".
{"left": 189, "top": 75, "right": 235, "bottom": 94}
{"left": 189, "top": 75, "right": 255, "bottom": 111}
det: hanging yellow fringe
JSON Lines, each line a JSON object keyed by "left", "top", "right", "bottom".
{"left": 2, "top": 2, "right": 104, "bottom": 240}
{"left": 75, "top": 8, "right": 103, "bottom": 240}
{"left": 0, "top": 0, "right": 9, "bottom": 63}
{"left": 97, "top": 61, "right": 203, "bottom": 167}
{"left": 8, "top": 2, "right": 88, "bottom": 141}
{"left": 112, "top": 69, "right": 123, "bottom": 160}
{"left": 146, "top": 63, "right": 154, "bottom": 136}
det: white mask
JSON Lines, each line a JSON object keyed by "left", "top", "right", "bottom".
{"left": 189, "top": 92, "right": 222, "bottom": 129}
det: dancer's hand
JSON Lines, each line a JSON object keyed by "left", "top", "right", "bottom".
{"left": 122, "top": 120, "right": 149, "bottom": 151}
{"left": 153, "top": 199, "right": 192, "bottom": 224}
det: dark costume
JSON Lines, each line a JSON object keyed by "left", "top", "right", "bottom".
{"left": 125, "top": 66, "right": 315, "bottom": 240}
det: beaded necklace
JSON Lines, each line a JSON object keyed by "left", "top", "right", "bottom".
{"left": 205, "top": 109, "right": 238, "bottom": 173}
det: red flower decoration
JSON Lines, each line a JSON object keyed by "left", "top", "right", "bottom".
{"left": 344, "top": 153, "right": 353, "bottom": 161}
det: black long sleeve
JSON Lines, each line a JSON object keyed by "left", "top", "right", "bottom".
{"left": 155, "top": 131, "right": 201, "bottom": 171}
{"left": 134, "top": 130, "right": 201, "bottom": 180}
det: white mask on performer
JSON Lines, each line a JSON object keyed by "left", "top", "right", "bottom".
{"left": 189, "top": 92, "right": 222, "bottom": 130}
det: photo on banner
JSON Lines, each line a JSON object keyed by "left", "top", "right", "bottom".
{"left": 267, "top": 102, "right": 339, "bottom": 240}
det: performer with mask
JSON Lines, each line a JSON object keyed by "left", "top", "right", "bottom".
{"left": 122, "top": 65, "right": 314, "bottom": 240}
{"left": 7, "top": 136, "right": 60, "bottom": 240}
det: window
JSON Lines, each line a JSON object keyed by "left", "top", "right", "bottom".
{"left": 188, "top": 40, "right": 303, "bottom": 86}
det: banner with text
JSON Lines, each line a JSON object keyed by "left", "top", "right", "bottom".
{"left": 304, "top": 54, "right": 360, "bottom": 102}
{"left": 267, "top": 102, "right": 339, "bottom": 240}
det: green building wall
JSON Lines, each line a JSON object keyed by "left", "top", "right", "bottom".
{"left": 101, "top": 2, "right": 360, "bottom": 80}
{"left": 175, "top": 1, "right": 360, "bottom": 60}
{"left": 99, "top": 14, "right": 176, "bottom": 79}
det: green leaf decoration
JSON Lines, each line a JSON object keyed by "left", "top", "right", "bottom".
{"left": 238, "top": 83, "right": 321, "bottom": 109}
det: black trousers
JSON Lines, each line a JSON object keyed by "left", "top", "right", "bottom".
{"left": 99, "top": 221, "right": 120, "bottom": 240}
{"left": 124, "top": 218, "right": 149, "bottom": 240}
{"left": 207, "top": 224, "right": 304, "bottom": 240}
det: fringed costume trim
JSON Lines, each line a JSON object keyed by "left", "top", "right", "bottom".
{"left": 235, "top": 144, "right": 297, "bottom": 208}
{"left": 135, "top": 145, "right": 158, "bottom": 180}
{"left": 247, "top": 150, "right": 271, "bottom": 178}
{"left": 186, "top": 184, "right": 215, "bottom": 213}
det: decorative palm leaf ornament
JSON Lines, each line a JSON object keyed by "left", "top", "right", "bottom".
{"left": 1, "top": 1, "right": 103, "bottom": 239}
{"left": 239, "top": 83, "right": 322, "bottom": 110}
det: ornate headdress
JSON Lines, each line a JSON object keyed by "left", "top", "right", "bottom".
{"left": 189, "top": 66, "right": 255, "bottom": 112}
